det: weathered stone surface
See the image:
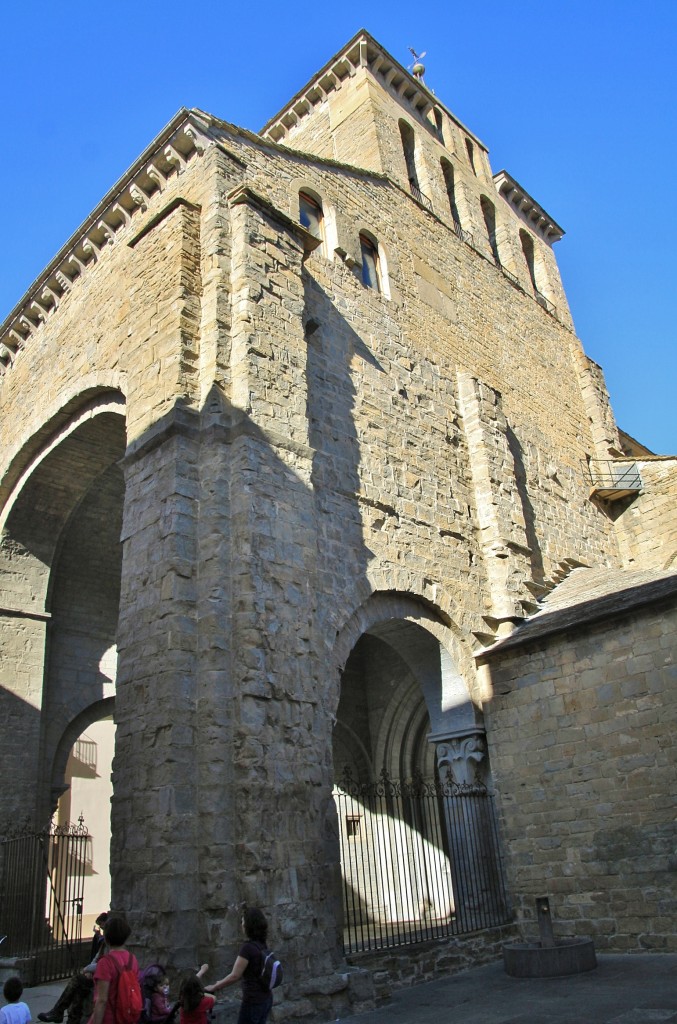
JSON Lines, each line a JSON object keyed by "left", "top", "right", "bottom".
{"left": 0, "top": 28, "right": 675, "bottom": 1022}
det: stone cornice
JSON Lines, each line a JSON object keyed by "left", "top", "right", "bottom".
{"left": 260, "top": 29, "right": 487, "bottom": 153}
{"left": 493, "top": 170, "right": 564, "bottom": 244}
{"left": 0, "top": 109, "right": 214, "bottom": 375}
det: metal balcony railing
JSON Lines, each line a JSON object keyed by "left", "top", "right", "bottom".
{"left": 535, "top": 290, "right": 555, "bottom": 315}
{"left": 452, "top": 219, "right": 473, "bottom": 246}
{"left": 73, "top": 736, "right": 97, "bottom": 773}
{"left": 409, "top": 181, "right": 433, "bottom": 213}
{"left": 501, "top": 266, "right": 520, "bottom": 289}
{"left": 586, "top": 459, "right": 642, "bottom": 500}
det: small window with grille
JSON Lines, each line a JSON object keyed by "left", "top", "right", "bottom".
{"left": 346, "top": 815, "right": 361, "bottom": 838}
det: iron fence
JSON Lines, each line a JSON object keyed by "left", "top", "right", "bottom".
{"left": 333, "top": 768, "right": 510, "bottom": 953}
{"left": 0, "top": 819, "right": 88, "bottom": 983}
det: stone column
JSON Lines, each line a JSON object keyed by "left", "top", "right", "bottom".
{"left": 112, "top": 195, "right": 204, "bottom": 963}
{"left": 435, "top": 732, "right": 507, "bottom": 931}
{"left": 457, "top": 372, "right": 533, "bottom": 637}
{"left": 224, "top": 186, "right": 340, "bottom": 979}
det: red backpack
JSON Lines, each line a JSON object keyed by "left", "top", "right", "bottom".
{"left": 110, "top": 952, "right": 143, "bottom": 1024}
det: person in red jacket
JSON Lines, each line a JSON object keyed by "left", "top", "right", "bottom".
{"left": 90, "top": 915, "right": 138, "bottom": 1024}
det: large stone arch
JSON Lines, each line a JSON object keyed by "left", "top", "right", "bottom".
{"left": 330, "top": 589, "right": 483, "bottom": 744}
{"left": 331, "top": 590, "right": 506, "bottom": 950}
{"left": 0, "top": 393, "right": 126, "bottom": 829}
{"left": 51, "top": 696, "right": 116, "bottom": 809}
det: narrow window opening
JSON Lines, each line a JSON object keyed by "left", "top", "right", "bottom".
{"left": 520, "top": 230, "right": 538, "bottom": 291}
{"left": 481, "top": 196, "right": 500, "bottom": 264}
{"left": 465, "top": 137, "right": 477, "bottom": 175}
{"left": 433, "top": 107, "right": 444, "bottom": 141}
{"left": 399, "top": 120, "right": 420, "bottom": 193}
{"left": 299, "top": 191, "right": 324, "bottom": 253}
{"left": 359, "top": 233, "right": 381, "bottom": 292}
{"left": 441, "top": 159, "right": 461, "bottom": 228}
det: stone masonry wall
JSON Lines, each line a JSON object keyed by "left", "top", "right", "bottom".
{"left": 0, "top": 89, "right": 640, "bottom": 1012}
{"left": 616, "top": 459, "right": 677, "bottom": 571}
{"left": 481, "top": 597, "right": 677, "bottom": 951}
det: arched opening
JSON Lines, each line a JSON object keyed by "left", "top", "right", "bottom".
{"left": 54, "top": 710, "right": 115, "bottom": 933}
{"left": 441, "top": 158, "right": 461, "bottom": 230}
{"left": 519, "top": 229, "right": 538, "bottom": 291}
{"left": 399, "top": 119, "right": 420, "bottom": 195}
{"left": 359, "top": 232, "right": 382, "bottom": 293}
{"left": 299, "top": 190, "right": 325, "bottom": 255}
{"left": 465, "top": 137, "right": 477, "bottom": 175}
{"left": 0, "top": 396, "right": 126, "bottom": 830}
{"left": 480, "top": 196, "right": 500, "bottom": 265}
{"left": 332, "top": 614, "right": 509, "bottom": 954}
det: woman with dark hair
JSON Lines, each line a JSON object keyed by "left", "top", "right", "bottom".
{"left": 204, "top": 909, "right": 274, "bottom": 1024}
{"left": 90, "top": 915, "right": 138, "bottom": 1024}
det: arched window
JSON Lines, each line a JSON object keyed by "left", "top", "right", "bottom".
{"left": 465, "top": 137, "right": 477, "bottom": 175}
{"left": 398, "top": 120, "right": 420, "bottom": 194}
{"left": 480, "top": 196, "right": 500, "bottom": 264}
{"left": 359, "top": 233, "right": 381, "bottom": 292}
{"left": 441, "top": 158, "right": 461, "bottom": 228}
{"left": 299, "top": 191, "right": 324, "bottom": 253}
{"left": 433, "top": 107, "right": 444, "bottom": 141}
{"left": 519, "top": 230, "right": 538, "bottom": 291}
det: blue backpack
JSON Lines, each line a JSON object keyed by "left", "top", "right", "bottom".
{"left": 258, "top": 946, "right": 283, "bottom": 990}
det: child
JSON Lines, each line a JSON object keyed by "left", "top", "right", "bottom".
{"left": 178, "top": 966, "right": 212, "bottom": 1024}
{"left": 142, "top": 966, "right": 174, "bottom": 1024}
{"left": 0, "top": 978, "right": 31, "bottom": 1024}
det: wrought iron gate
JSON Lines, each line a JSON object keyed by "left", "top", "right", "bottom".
{"left": 333, "top": 768, "right": 510, "bottom": 953}
{"left": 0, "top": 819, "right": 88, "bottom": 983}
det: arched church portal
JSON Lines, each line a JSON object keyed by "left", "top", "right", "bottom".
{"left": 332, "top": 608, "right": 509, "bottom": 952}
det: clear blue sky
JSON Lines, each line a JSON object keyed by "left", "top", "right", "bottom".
{"left": 2, "top": 0, "right": 675, "bottom": 453}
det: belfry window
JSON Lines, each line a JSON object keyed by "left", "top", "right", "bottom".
{"left": 480, "top": 196, "right": 500, "bottom": 264}
{"left": 465, "top": 137, "right": 477, "bottom": 175}
{"left": 441, "top": 158, "right": 461, "bottom": 227}
{"left": 359, "top": 233, "right": 381, "bottom": 292}
{"left": 299, "top": 191, "right": 324, "bottom": 252}
{"left": 399, "top": 120, "right": 419, "bottom": 194}
{"left": 520, "top": 230, "right": 538, "bottom": 291}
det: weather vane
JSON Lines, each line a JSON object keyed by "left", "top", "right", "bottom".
{"left": 407, "top": 47, "right": 427, "bottom": 81}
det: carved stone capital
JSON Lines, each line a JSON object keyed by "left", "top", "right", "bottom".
{"left": 436, "top": 733, "right": 486, "bottom": 786}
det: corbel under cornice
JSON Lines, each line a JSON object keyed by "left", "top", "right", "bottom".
{"left": 260, "top": 29, "right": 486, "bottom": 154}
{"left": 493, "top": 170, "right": 564, "bottom": 244}
{"left": 0, "top": 109, "right": 214, "bottom": 374}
